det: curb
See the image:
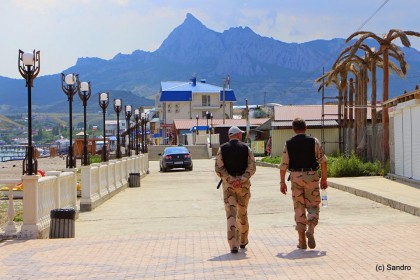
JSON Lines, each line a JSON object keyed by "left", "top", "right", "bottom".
{"left": 328, "top": 181, "right": 420, "bottom": 217}
{"left": 256, "top": 161, "right": 420, "bottom": 217}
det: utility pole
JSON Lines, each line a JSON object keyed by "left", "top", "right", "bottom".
{"left": 222, "top": 78, "right": 226, "bottom": 124}
{"left": 264, "top": 92, "right": 266, "bottom": 107}
{"left": 245, "top": 98, "right": 250, "bottom": 144}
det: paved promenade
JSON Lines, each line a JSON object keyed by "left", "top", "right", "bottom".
{"left": 1, "top": 159, "right": 419, "bottom": 279}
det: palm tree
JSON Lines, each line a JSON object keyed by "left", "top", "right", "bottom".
{"left": 345, "top": 29, "right": 420, "bottom": 164}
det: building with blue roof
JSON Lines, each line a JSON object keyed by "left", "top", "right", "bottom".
{"left": 156, "top": 76, "right": 237, "bottom": 143}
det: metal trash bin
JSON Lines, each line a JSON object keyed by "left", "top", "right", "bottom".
{"left": 49, "top": 208, "right": 75, "bottom": 239}
{"left": 128, "top": 173, "right": 140, "bottom": 188}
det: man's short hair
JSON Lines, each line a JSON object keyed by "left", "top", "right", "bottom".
{"left": 292, "top": 118, "right": 306, "bottom": 131}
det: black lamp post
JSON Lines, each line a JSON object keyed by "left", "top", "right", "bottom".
{"left": 140, "top": 112, "right": 150, "bottom": 153}
{"left": 125, "top": 105, "right": 132, "bottom": 156}
{"left": 134, "top": 108, "right": 140, "bottom": 155}
{"left": 99, "top": 92, "right": 109, "bottom": 162}
{"left": 143, "top": 113, "right": 149, "bottom": 153}
{"left": 196, "top": 114, "right": 199, "bottom": 135}
{"left": 61, "top": 73, "right": 79, "bottom": 169}
{"left": 78, "top": 81, "right": 91, "bottom": 166}
{"left": 210, "top": 113, "right": 213, "bottom": 147}
{"left": 206, "top": 111, "right": 210, "bottom": 134}
{"left": 114, "top": 98, "right": 123, "bottom": 159}
{"left": 141, "top": 113, "right": 145, "bottom": 153}
{"left": 18, "top": 50, "right": 40, "bottom": 175}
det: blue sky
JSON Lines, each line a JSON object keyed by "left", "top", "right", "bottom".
{"left": 1, "top": 0, "right": 419, "bottom": 78}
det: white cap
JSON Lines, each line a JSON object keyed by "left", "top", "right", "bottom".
{"left": 228, "top": 126, "right": 245, "bottom": 136}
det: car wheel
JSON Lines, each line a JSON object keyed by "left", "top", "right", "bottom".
{"left": 187, "top": 166, "right": 193, "bottom": 171}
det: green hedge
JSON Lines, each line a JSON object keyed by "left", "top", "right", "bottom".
{"left": 260, "top": 153, "right": 384, "bottom": 177}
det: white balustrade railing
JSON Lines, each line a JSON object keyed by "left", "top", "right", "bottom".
{"left": 80, "top": 154, "right": 149, "bottom": 211}
{"left": 0, "top": 179, "right": 21, "bottom": 237}
{"left": 1, "top": 154, "right": 149, "bottom": 239}
{"left": 19, "top": 171, "right": 78, "bottom": 239}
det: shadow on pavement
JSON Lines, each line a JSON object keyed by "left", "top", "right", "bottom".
{"left": 277, "top": 249, "right": 326, "bottom": 259}
{"left": 208, "top": 251, "right": 249, "bottom": 261}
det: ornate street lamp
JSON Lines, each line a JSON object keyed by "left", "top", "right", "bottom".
{"left": 196, "top": 114, "right": 199, "bottom": 135}
{"left": 18, "top": 50, "right": 40, "bottom": 175}
{"left": 206, "top": 111, "right": 210, "bottom": 134}
{"left": 113, "top": 98, "right": 123, "bottom": 159}
{"left": 141, "top": 113, "right": 145, "bottom": 153}
{"left": 125, "top": 105, "right": 132, "bottom": 156}
{"left": 99, "top": 92, "right": 109, "bottom": 162}
{"left": 210, "top": 113, "right": 213, "bottom": 147}
{"left": 144, "top": 113, "right": 149, "bottom": 153}
{"left": 134, "top": 109, "right": 140, "bottom": 155}
{"left": 61, "top": 73, "right": 79, "bottom": 169}
{"left": 78, "top": 81, "right": 91, "bottom": 166}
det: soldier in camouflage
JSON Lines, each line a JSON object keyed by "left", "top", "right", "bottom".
{"left": 215, "top": 126, "right": 256, "bottom": 254}
{"left": 280, "top": 118, "right": 328, "bottom": 249}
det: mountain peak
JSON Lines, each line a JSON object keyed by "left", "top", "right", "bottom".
{"left": 183, "top": 13, "right": 205, "bottom": 28}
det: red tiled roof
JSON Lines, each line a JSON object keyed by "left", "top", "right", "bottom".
{"left": 173, "top": 118, "right": 269, "bottom": 130}
{"left": 274, "top": 104, "right": 377, "bottom": 121}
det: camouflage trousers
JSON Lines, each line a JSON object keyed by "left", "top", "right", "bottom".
{"left": 223, "top": 185, "right": 251, "bottom": 250}
{"left": 290, "top": 171, "right": 321, "bottom": 234}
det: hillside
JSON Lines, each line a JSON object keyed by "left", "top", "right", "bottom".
{"left": 0, "top": 13, "right": 419, "bottom": 114}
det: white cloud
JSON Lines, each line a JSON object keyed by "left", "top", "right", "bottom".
{"left": 0, "top": 0, "right": 419, "bottom": 78}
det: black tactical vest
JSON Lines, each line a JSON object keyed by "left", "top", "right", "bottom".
{"left": 220, "top": 139, "right": 248, "bottom": 176}
{"left": 286, "top": 134, "right": 318, "bottom": 170}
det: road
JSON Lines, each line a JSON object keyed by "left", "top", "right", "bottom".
{"left": 76, "top": 159, "right": 419, "bottom": 236}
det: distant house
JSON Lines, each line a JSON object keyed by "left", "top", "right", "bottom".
{"left": 105, "top": 120, "right": 127, "bottom": 137}
{"left": 156, "top": 77, "right": 236, "bottom": 144}
{"left": 173, "top": 118, "right": 269, "bottom": 146}
{"left": 270, "top": 104, "right": 380, "bottom": 157}
{"left": 270, "top": 105, "right": 341, "bottom": 157}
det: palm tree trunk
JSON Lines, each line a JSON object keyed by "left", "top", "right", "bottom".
{"left": 356, "top": 73, "right": 363, "bottom": 157}
{"left": 349, "top": 78, "right": 355, "bottom": 152}
{"left": 371, "top": 61, "right": 377, "bottom": 161}
{"left": 382, "top": 46, "right": 390, "bottom": 164}
{"left": 362, "top": 67, "right": 368, "bottom": 160}
{"left": 343, "top": 82, "right": 348, "bottom": 154}
{"left": 338, "top": 87, "right": 343, "bottom": 154}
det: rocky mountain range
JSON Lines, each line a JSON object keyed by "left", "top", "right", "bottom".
{"left": 1, "top": 13, "right": 419, "bottom": 114}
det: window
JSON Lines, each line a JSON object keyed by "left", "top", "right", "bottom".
{"left": 202, "top": 95, "right": 210, "bottom": 106}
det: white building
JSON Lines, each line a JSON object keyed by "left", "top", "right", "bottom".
{"left": 105, "top": 120, "right": 127, "bottom": 137}
{"left": 155, "top": 77, "right": 237, "bottom": 143}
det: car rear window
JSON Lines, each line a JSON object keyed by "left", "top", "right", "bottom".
{"left": 165, "top": 147, "right": 189, "bottom": 154}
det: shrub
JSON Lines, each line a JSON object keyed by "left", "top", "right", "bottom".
{"left": 261, "top": 156, "right": 281, "bottom": 165}
{"left": 260, "top": 153, "right": 384, "bottom": 177}
{"left": 89, "top": 155, "right": 102, "bottom": 164}
{"left": 327, "top": 153, "right": 383, "bottom": 177}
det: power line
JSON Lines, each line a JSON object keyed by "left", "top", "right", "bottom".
{"left": 295, "top": 0, "right": 391, "bottom": 90}
{"left": 355, "top": 0, "right": 390, "bottom": 32}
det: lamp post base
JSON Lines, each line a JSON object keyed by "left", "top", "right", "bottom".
{"left": 23, "top": 146, "right": 38, "bottom": 175}
{"left": 82, "top": 145, "right": 89, "bottom": 166}
{"left": 102, "top": 146, "right": 107, "bottom": 162}
{"left": 66, "top": 145, "right": 76, "bottom": 168}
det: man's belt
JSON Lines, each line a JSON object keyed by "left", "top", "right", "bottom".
{"left": 289, "top": 168, "right": 317, "bottom": 172}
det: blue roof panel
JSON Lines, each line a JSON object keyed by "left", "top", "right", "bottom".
{"left": 219, "top": 90, "right": 236, "bottom": 101}
{"left": 160, "top": 80, "right": 236, "bottom": 102}
{"left": 160, "top": 91, "right": 192, "bottom": 102}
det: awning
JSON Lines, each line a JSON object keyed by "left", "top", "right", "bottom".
{"left": 189, "top": 125, "right": 209, "bottom": 132}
